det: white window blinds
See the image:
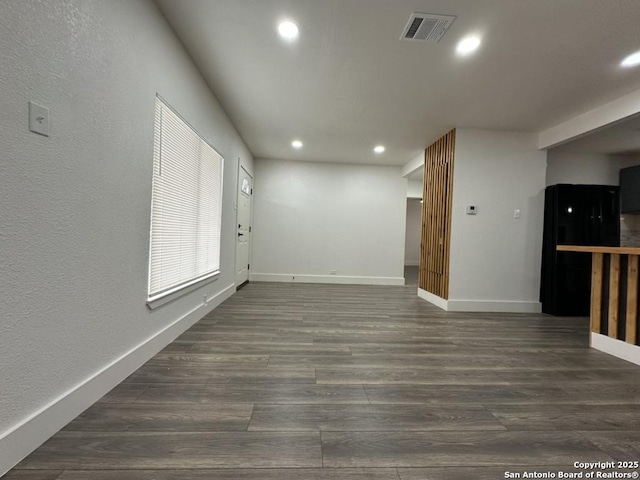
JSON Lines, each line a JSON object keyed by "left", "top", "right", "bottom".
{"left": 148, "top": 96, "right": 224, "bottom": 302}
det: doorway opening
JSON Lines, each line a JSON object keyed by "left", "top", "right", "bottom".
{"left": 235, "top": 166, "right": 253, "bottom": 289}
{"left": 405, "top": 197, "right": 421, "bottom": 286}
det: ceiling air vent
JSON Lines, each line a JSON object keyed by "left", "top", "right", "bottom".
{"left": 401, "top": 13, "right": 456, "bottom": 43}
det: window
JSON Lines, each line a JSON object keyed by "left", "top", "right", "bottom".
{"left": 147, "top": 96, "right": 224, "bottom": 305}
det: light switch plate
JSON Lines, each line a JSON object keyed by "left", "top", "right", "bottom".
{"left": 29, "top": 101, "right": 49, "bottom": 137}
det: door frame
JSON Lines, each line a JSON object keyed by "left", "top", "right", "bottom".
{"left": 235, "top": 164, "right": 253, "bottom": 288}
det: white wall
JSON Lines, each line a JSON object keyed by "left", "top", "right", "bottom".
{"left": 401, "top": 151, "right": 425, "bottom": 177}
{"left": 407, "top": 180, "right": 423, "bottom": 199}
{"left": 0, "top": 0, "right": 252, "bottom": 472}
{"left": 546, "top": 151, "right": 640, "bottom": 186}
{"left": 405, "top": 199, "right": 422, "bottom": 266}
{"left": 251, "top": 158, "right": 406, "bottom": 285}
{"left": 446, "top": 129, "right": 547, "bottom": 312}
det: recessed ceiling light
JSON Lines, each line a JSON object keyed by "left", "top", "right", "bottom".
{"left": 374, "top": 145, "right": 386, "bottom": 154}
{"left": 621, "top": 50, "right": 640, "bottom": 68}
{"left": 456, "top": 36, "right": 481, "bottom": 56}
{"left": 292, "top": 140, "right": 303, "bottom": 149}
{"left": 278, "top": 21, "right": 299, "bottom": 40}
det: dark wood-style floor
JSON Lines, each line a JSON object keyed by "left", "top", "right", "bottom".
{"left": 6, "top": 281, "right": 640, "bottom": 479}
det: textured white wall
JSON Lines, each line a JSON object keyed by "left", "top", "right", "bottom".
{"left": 405, "top": 199, "right": 422, "bottom": 266}
{"left": 0, "top": 0, "right": 252, "bottom": 464}
{"left": 252, "top": 158, "right": 406, "bottom": 284}
{"left": 448, "top": 129, "right": 547, "bottom": 308}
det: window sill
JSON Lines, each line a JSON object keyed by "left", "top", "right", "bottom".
{"left": 146, "top": 271, "right": 220, "bottom": 310}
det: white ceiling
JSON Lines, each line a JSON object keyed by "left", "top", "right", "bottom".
{"left": 155, "top": 0, "right": 640, "bottom": 166}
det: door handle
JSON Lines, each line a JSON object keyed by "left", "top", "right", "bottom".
{"left": 238, "top": 233, "right": 244, "bottom": 237}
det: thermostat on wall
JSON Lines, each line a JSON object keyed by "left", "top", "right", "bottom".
{"left": 466, "top": 205, "right": 477, "bottom": 215}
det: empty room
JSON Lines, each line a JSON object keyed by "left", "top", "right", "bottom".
{"left": 2, "top": 1, "right": 640, "bottom": 479}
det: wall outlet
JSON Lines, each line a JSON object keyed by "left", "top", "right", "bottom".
{"left": 513, "top": 209, "right": 521, "bottom": 219}
{"left": 466, "top": 205, "right": 477, "bottom": 215}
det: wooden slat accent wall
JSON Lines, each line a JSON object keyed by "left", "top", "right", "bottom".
{"left": 419, "top": 129, "right": 455, "bottom": 299}
{"left": 627, "top": 256, "right": 638, "bottom": 344}
{"left": 557, "top": 246, "right": 640, "bottom": 346}
{"left": 608, "top": 254, "right": 620, "bottom": 338}
{"left": 590, "top": 253, "right": 603, "bottom": 334}
{"left": 590, "top": 252, "right": 640, "bottom": 346}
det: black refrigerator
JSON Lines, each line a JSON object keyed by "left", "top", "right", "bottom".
{"left": 540, "top": 184, "right": 620, "bottom": 316}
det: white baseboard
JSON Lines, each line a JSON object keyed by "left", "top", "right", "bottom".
{"left": 417, "top": 289, "right": 541, "bottom": 313}
{"left": 0, "top": 283, "right": 235, "bottom": 476}
{"left": 417, "top": 288, "right": 448, "bottom": 310}
{"left": 249, "top": 273, "right": 405, "bottom": 286}
{"left": 404, "top": 262, "right": 419, "bottom": 267}
{"left": 446, "top": 299, "right": 542, "bottom": 313}
{"left": 591, "top": 333, "right": 640, "bottom": 367}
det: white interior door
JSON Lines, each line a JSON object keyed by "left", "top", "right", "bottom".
{"left": 235, "top": 166, "right": 252, "bottom": 287}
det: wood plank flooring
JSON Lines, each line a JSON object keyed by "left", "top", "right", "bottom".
{"left": 6, "top": 282, "right": 640, "bottom": 479}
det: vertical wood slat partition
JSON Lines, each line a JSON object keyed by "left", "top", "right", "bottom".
{"left": 558, "top": 246, "right": 640, "bottom": 354}
{"left": 627, "top": 256, "right": 638, "bottom": 344}
{"left": 608, "top": 254, "right": 620, "bottom": 338}
{"left": 419, "top": 129, "right": 455, "bottom": 299}
{"left": 590, "top": 253, "right": 603, "bottom": 334}
{"left": 582, "top": 249, "right": 640, "bottom": 346}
